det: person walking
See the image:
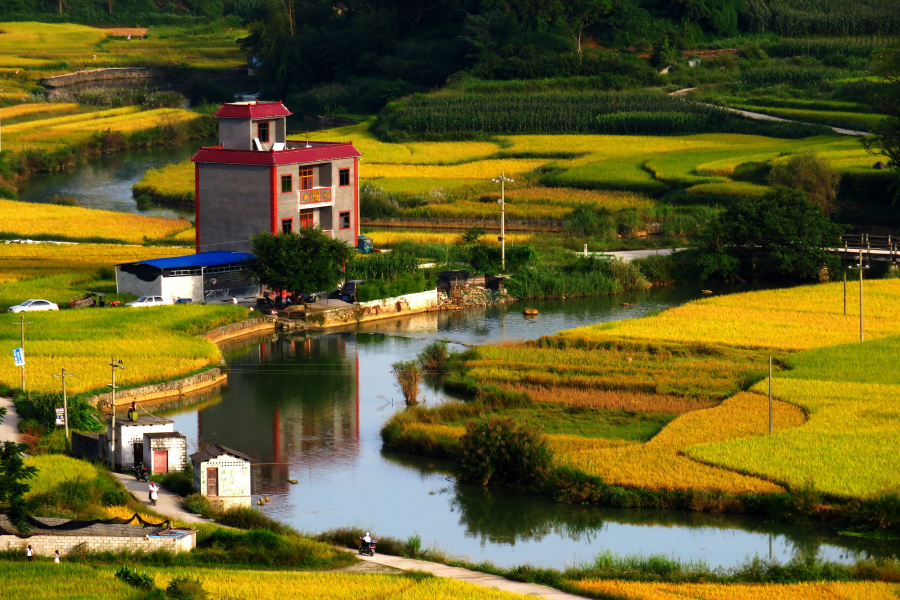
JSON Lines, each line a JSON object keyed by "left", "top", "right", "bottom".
{"left": 54, "top": 550, "right": 60, "bottom": 563}
{"left": 26, "top": 545, "right": 34, "bottom": 562}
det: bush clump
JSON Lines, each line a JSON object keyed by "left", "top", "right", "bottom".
{"left": 458, "top": 416, "right": 552, "bottom": 486}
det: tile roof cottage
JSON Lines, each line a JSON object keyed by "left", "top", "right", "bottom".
{"left": 192, "top": 100, "right": 362, "bottom": 253}
{"left": 191, "top": 444, "right": 253, "bottom": 509}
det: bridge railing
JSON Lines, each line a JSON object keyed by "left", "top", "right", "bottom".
{"left": 840, "top": 234, "right": 894, "bottom": 251}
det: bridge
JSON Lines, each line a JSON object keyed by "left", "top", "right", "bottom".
{"left": 833, "top": 235, "right": 899, "bottom": 263}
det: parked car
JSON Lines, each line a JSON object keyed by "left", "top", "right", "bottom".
{"left": 175, "top": 298, "right": 193, "bottom": 304}
{"left": 340, "top": 280, "right": 364, "bottom": 303}
{"left": 7, "top": 299, "right": 59, "bottom": 313}
{"left": 125, "top": 296, "right": 172, "bottom": 308}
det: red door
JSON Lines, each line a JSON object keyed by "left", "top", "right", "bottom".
{"left": 153, "top": 451, "right": 168, "bottom": 474}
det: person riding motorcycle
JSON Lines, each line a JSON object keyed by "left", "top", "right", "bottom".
{"left": 148, "top": 481, "right": 160, "bottom": 506}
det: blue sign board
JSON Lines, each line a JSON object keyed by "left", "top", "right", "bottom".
{"left": 12, "top": 347, "right": 24, "bottom": 367}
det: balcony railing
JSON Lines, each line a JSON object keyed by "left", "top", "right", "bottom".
{"left": 300, "top": 187, "right": 332, "bottom": 205}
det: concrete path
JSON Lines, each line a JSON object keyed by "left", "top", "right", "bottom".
{"left": 0, "top": 397, "right": 21, "bottom": 443}
{"left": 350, "top": 551, "right": 583, "bottom": 599}
{"left": 111, "top": 471, "right": 212, "bottom": 525}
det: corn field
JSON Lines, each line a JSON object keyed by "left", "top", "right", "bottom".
{"left": 744, "top": 0, "right": 900, "bottom": 36}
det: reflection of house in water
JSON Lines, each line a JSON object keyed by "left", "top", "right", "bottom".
{"left": 197, "top": 333, "right": 359, "bottom": 496}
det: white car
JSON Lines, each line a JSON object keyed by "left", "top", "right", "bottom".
{"left": 125, "top": 296, "right": 172, "bottom": 308}
{"left": 7, "top": 299, "right": 59, "bottom": 313}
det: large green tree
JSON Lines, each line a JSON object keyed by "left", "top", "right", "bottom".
{"left": 696, "top": 188, "right": 844, "bottom": 280}
{"left": 246, "top": 228, "right": 351, "bottom": 295}
{"left": 863, "top": 44, "right": 900, "bottom": 190}
{"left": 0, "top": 409, "right": 36, "bottom": 532}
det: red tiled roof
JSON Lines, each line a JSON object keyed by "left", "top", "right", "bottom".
{"left": 191, "top": 142, "right": 361, "bottom": 166}
{"left": 213, "top": 101, "right": 293, "bottom": 119}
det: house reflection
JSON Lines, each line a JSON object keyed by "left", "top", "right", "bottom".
{"left": 196, "top": 333, "right": 359, "bottom": 495}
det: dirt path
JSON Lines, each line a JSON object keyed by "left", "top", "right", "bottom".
{"left": 111, "top": 471, "right": 213, "bottom": 525}
{"left": 0, "top": 397, "right": 21, "bottom": 444}
{"left": 348, "top": 551, "right": 584, "bottom": 599}
{"left": 667, "top": 88, "right": 871, "bottom": 136}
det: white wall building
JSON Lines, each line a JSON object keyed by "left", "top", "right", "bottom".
{"left": 191, "top": 444, "right": 252, "bottom": 508}
{"left": 115, "top": 251, "right": 259, "bottom": 303}
{"left": 108, "top": 416, "right": 175, "bottom": 472}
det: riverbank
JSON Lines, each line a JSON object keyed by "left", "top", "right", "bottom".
{"left": 382, "top": 279, "right": 900, "bottom": 531}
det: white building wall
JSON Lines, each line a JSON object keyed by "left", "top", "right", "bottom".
{"left": 112, "top": 422, "right": 175, "bottom": 469}
{"left": 116, "top": 269, "right": 162, "bottom": 298}
{"left": 194, "top": 454, "right": 251, "bottom": 498}
{"left": 161, "top": 275, "right": 203, "bottom": 303}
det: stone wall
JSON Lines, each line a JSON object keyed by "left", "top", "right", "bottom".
{"left": 203, "top": 317, "right": 276, "bottom": 344}
{"left": 309, "top": 289, "right": 440, "bottom": 328}
{"left": 0, "top": 531, "right": 195, "bottom": 556}
{"left": 143, "top": 434, "right": 188, "bottom": 474}
{"left": 40, "top": 67, "right": 154, "bottom": 88}
{"left": 71, "top": 432, "right": 103, "bottom": 462}
{"left": 360, "top": 217, "right": 565, "bottom": 232}
{"left": 87, "top": 368, "right": 226, "bottom": 407}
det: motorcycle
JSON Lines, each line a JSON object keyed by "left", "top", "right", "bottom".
{"left": 150, "top": 489, "right": 159, "bottom": 507}
{"left": 359, "top": 538, "right": 377, "bottom": 556}
{"left": 133, "top": 463, "right": 149, "bottom": 482}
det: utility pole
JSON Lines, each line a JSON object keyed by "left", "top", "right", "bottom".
{"left": 108, "top": 358, "right": 125, "bottom": 469}
{"left": 848, "top": 250, "right": 869, "bottom": 342}
{"left": 53, "top": 368, "right": 74, "bottom": 452}
{"left": 13, "top": 314, "right": 31, "bottom": 396}
{"left": 843, "top": 269, "right": 846, "bottom": 316}
{"left": 768, "top": 355, "right": 773, "bottom": 434}
{"left": 491, "top": 173, "right": 513, "bottom": 272}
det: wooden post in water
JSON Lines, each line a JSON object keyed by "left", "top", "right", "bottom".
{"left": 768, "top": 355, "right": 773, "bottom": 434}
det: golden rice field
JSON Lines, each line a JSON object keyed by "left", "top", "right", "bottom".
{"left": 0, "top": 305, "right": 247, "bottom": 394}
{"left": 563, "top": 280, "right": 900, "bottom": 352}
{"left": 0, "top": 199, "right": 193, "bottom": 245}
{"left": 132, "top": 160, "right": 195, "bottom": 202}
{"left": 572, "top": 579, "right": 900, "bottom": 600}
{"left": 23, "top": 455, "right": 97, "bottom": 497}
{"left": 365, "top": 230, "right": 534, "bottom": 247}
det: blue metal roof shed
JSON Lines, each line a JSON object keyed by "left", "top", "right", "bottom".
{"left": 116, "top": 251, "right": 252, "bottom": 270}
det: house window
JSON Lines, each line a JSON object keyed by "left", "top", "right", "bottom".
{"left": 258, "top": 122, "right": 270, "bottom": 143}
{"left": 299, "top": 209, "right": 314, "bottom": 229}
{"left": 339, "top": 211, "right": 351, "bottom": 230}
{"left": 300, "top": 167, "right": 313, "bottom": 190}
{"left": 281, "top": 175, "right": 292, "bottom": 193}
{"left": 339, "top": 168, "right": 350, "bottom": 187}
{"left": 281, "top": 218, "right": 293, "bottom": 234}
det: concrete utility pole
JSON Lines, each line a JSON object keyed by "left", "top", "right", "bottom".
{"left": 843, "top": 270, "right": 847, "bottom": 316}
{"left": 108, "top": 358, "right": 125, "bottom": 469}
{"left": 491, "top": 173, "right": 514, "bottom": 272}
{"left": 53, "top": 368, "right": 74, "bottom": 452}
{"left": 848, "top": 250, "right": 869, "bottom": 342}
{"left": 768, "top": 355, "right": 773, "bottom": 434}
{"left": 13, "top": 314, "right": 31, "bottom": 395}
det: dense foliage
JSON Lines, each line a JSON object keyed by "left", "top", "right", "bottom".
{"left": 863, "top": 45, "right": 900, "bottom": 188}
{"left": 458, "top": 416, "right": 552, "bottom": 486}
{"left": 0, "top": 0, "right": 263, "bottom": 24}
{"left": 246, "top": 228, "right": 350, "bottom": 295}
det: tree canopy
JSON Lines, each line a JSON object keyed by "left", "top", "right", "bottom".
{"left": 863, "top": 44, "right": 900, "bottom": 191}
{"left": 695, "top": 188, "right": 844, "bottom": 280}
{"left": 0, "top": 410, "right": 36, "bottom": 532}
{"left": 245, "top": 228, "right": 350, "bottom": 295}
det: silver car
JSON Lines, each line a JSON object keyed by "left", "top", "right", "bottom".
{"left": 7, "top": 299, "right": 59, "bottom": 313}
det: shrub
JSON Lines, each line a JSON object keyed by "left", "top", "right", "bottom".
{"left": 150, "top": 466, "right": 194, "bottom": 497}
{"left": 166, "top": 576, "right": 209, "bottom": 600}
{"left": 115, "top": 565, "right": 155, "bottom": 590}
{"left": 418, "top": 340, "right": 449, "bottom": 371}
{"left": 392, "top": 360, "right": 422, "bottom": 405}
{"left": 458, "top": 416, "right": 552, "bottom": 486}
{"left": 767, "top": 153, "right": 841, "bottom": 213}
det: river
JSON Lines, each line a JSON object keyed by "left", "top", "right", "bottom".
{"left": 158, "top": 289, "right": 900, "bottom": 570}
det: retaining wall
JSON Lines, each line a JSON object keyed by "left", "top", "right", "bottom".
{"left": 310, "top": 289, "right": 440, "bottom": 327}
{"left": 0, "top": 532, "right": 195, "bottom": 556}
{"left": 203, "top": 317, "right": 277, "bottom": 344}
{"left": 86, "top": 368, "right": 226, "bottom": 408}
{"left": 360, "top": 217, "right": 565, "bottom": 232}
{"left": 41, "top": 68, "right": 154, "bottom": 88}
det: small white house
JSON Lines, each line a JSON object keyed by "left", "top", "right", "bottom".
{"left": 143, "top": 432, "right": 188, "bottom": 475}
{"left": 109, "top": 416, "right": 175, "bottom": 472}
{"left": 190, "top": 444, "right": 252, "bottom": 508}
{"left": 115, "top": 251, "right": 258, "bottom": 303}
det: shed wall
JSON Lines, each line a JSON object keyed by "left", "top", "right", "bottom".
{"left": 116, "top": 269, "right": 162, "bottom": 298}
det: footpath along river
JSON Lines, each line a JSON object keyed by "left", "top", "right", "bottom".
{"left": 157, "top": 287, "right": 900, "bottom": 570}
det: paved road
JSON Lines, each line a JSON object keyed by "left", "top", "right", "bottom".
{"left": 112, "top": 471, "right": 213, "bottom": 525}
{"left": 0, "top": 397, "right": 21, "bottom": 443}
{"left": 350, "top": 551, "right": 583, "bottom": 599}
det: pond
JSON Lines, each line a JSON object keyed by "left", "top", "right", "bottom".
{"left": 159, "top": 287, "right": 900, "bottom": 569}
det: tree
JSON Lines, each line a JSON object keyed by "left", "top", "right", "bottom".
{"left": 696, "top": 188, "right": 844, "bottom": 280}
{"left": 246, "top": 228, "right": 351, "bottom": 295}
{"left": 862, "top": 44, "right": 900, "bottom": 190}
{"left": 767, "top": 153, "right": 841, "bottom": 213}
{"left": 556, "top": 0, "right": 613, "bottom": 61}
{"left": 0, "top": 410, "right": 36, "bottom": 532}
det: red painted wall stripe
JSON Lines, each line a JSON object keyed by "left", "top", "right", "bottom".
{"left": 194, "top": 162, "right": 200, "bottom": 253}
{"left": 354, "top": 157, "right": 359, "bottom": 241}
{"left": 270, "top": 166, "right": 278, "bottom": 234}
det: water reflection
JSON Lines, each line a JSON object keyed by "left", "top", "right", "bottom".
{"left": 160, "top": 291, "right": 900, "bottom": 568}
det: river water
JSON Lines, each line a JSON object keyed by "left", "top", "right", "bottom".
{"left": 159, "top": 287, "right": 900, "bottom": 569}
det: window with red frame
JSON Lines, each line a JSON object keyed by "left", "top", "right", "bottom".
{"left": 299, "top": 209, "right": 314, "bottom": 229}
{"left": 281, "top": 218, "right": 293, "bottom": 234}
{"left": 300, "top": 167, "right": 313, "bottom": 190}
{"left": 281, "top": 175, "right": 292, "bottom": 193}
{"left": 339, "top": 211, "right": 351, "bottom": 230}
{"left": 339, "top": 168, "right": 350, "bottom": 187}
